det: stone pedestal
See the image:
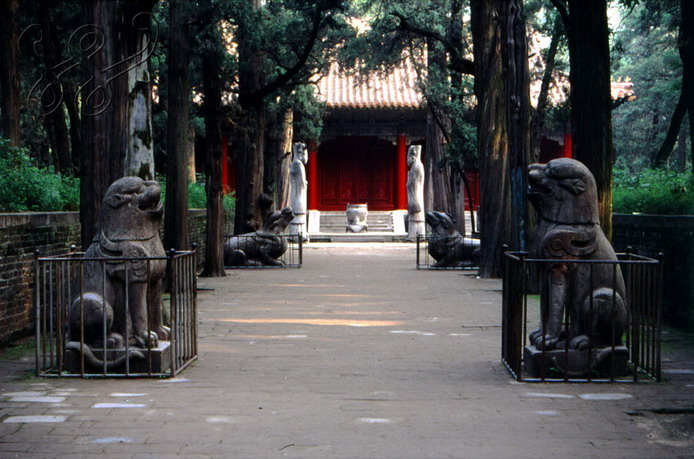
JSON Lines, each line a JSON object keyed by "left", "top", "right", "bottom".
{"left": 392, "top": 210, "right": 407, "bottom": 234}
{"left": 524, "top": 345, "right": 629, "bottom": 378}
{"left": 289, "top": 213, "right": 308, "bottom": 242}
{"left": 307, "top": 210, "right": 321, "bottom": 233}
{"left": 63, "top": 341, "right": 172, "bottom": 374}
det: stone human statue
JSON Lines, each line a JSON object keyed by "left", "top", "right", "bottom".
{"left": 406, "top": 145, "right": 425, "bottom": 241}
{"left": 289, "top": 142, "right": 308, "bottom": 240}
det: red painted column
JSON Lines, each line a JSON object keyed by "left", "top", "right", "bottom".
{"left": 562, "top": 132, "right": 573, "bottom": 158}
{"left": 307, "top": 141, "right": 319, "bottom": 210}
{"left": 221, "top": 134, "right": 230, "bottom": 193}
{"left": 395, "top": 134, "right": 407, "bottom": 210}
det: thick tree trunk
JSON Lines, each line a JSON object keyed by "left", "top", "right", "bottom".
{"left": 39, "top": 5, "right": 71, "bottom": 173}
{"left": 275, "top": 108, "right": 294, "bottom": 209}
{"left": 425, "top": 40, "right": 454, "bottom": 215}
{"left": 80, "top": 1, "right": 129, "bottom": 247}
{"left": 563, "top": 0, "right": 614, "bottom": 239}
{"left": 201, "top": 46, "right": 225, "bottom": 277}
{"left": 676, "top": 121, "right": 688, "bottom": 172}
{"left": 79, "top": 0, "right": 157, "bottom": 247}
{"left": 125, "top": 12, "right": 156, "bottom": 180}
{"left": 164, "top": 0, "right": 190, "bottom": 253}
{"left": 234, "top": 0, "right": 266, "bottom": 234}
{"left": 472, "top": 0, "right": 512, "bottom": 278}
{"left": 501, "top": 0, "right": 530, "bottom": 252}
{"left": 531, "top": 16, "right": 561, "bottom": 163}
{"left": 0, "top": 0, "right": 20, "bottom": 146}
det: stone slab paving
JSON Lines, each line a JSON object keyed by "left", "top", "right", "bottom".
{"left": 1, "top": 243, "right": 693, "bottom": 458}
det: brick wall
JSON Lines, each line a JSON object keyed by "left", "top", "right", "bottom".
{"left": 613, "top": 214, "right": 694, "bottom": 331}
{"left": 0, "top": 212, "right": 80, "bottom": 344}
{"left": 0, "top": 210, "right": 212, "bottom": 345}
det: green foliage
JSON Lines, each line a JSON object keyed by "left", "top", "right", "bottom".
{"left": 0, "top": 138, "right": 79, "bottom": 212}
{"left": 613, "top": 167, "right": 694, "bottom": 215}
{"left": 158, "top": 174, "right": 236, "bottom": 215}
{"left": 611, "top": 1, "right": 686, "bottom": 170}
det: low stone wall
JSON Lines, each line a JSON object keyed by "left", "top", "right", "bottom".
{"left": 0, "top": 210, "right": 210, "bottom": 345}
{"left": 612, "top": 213, "right": 694, "bottom": 331}
{"left": 0, "top": 212, "right": 80, "bottom": 344}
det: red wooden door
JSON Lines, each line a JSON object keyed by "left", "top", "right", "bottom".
{"left": 318, "top": 137, "right": 395, "bottom": 211}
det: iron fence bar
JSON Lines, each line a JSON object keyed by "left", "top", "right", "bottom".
{"left": 124, "top": 260, "right": 130, "bottom": 376}
{"left": 56, "top": 261, "right": 64, "bottom": 374}
{"left": 34, "top": 251, "right": 41, "bottom": 375}
{"left": 169, "top": 249, "right": 178, "bottom": 376}
{"left": 101, "top": 260, "right": 107, "bottom": 376}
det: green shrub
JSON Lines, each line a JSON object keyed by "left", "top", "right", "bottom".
{"left": 0, "top": 137, "right": 80, "bottom": 212}
{"left": 158, "top": 174, "right": 236, "bottom": 217}
{"left": 613, "top": 168, "right": 694, "bottom": 215}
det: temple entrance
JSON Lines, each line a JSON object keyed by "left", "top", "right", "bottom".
{"left": 317, "top": 136, "right": 396, "bottom": 211}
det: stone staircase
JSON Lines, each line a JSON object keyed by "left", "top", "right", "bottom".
{"left": 308, "top": 210, "right": 408, "bottom": 242}
{"left": 317, "top": 211, "right": 393, "bottom": 233}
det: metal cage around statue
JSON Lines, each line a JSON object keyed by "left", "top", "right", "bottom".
{"left": 34, "top": 249, "right": 198, "bottom": 378}
{"left": 502, "top": 250, "right": 662, "bottom": 382}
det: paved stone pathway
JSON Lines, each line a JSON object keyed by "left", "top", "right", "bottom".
{"left": 0, "top": 243, "right": 693, "bottom": 457}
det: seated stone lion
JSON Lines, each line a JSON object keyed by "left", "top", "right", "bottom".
{"left": 425, "top": 211, "right": 479, "bottom": 268}
{"left": 527, "top": 158, "right": 627, "bottom": 353}
{"left": 68, "top": 177, "right": 168, "bottom": 369}
{"left": 224, "top": 207, "right": 295, "bottom": 267}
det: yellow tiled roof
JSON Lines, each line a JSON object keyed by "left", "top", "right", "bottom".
{"left": 317, "top": 60, "right": 423, "bottom": 110}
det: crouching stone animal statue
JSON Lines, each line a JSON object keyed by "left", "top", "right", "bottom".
{"left": 224, "top": 207, "right": 295, "bottom": 267}
{"left": 527, "top": 158, "right": 627, "bottom": 374}
{"left": 425, "top": 211, "right": 479, "bottom": 268}
{"left": 68, "top": 177, "right": 168, "bottom": 369}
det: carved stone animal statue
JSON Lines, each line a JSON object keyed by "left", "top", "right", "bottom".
{"left": 425, "top": 211, "right": 479, "bottom": 268}
{"left": 68, "top": 177, "right": 168, "bottom": 368}
{"left": 527, "top": 158, "right": 627, "bottom": 353}
{"left": 224, "top": 207, "right": 295, "bottom": 267}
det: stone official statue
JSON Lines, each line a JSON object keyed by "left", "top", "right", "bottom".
{"left": 289, "top": 142, "right": 308, "bottom": 241}
{"left": 406, "top": 145, "right": 425, "bottom": 241}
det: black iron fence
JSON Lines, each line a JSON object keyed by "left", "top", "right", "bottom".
{"left": 416, "top": 235, "right": 480, "bottom": 270}
{"left": 223, "top": 234, "right": 303, "bottom": 268}
{"left": 34, "top": 249, "right": 197, "bottom": 378}
{"left": 502, "top": 250, "right": 662, "bottom": 382}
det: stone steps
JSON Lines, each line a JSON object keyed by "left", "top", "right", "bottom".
{"left": 318, "top": 211, "right": 394, "bottom": 233}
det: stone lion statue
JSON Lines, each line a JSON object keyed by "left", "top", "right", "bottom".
{"left": 527, "top": 158, "right": 627, "bottom": 354}
{"left": 425, "top": 211, "right": 479, "bottom": 268}
{"left": 224, "top": 207, "right": 295, "bottom": 267}
{"left": 68, "top": 177, "right": 168, "bottom": 368}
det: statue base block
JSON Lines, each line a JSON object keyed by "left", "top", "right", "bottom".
{"left": 63, "top": 341, "right": 172, "bottom": 375}
{"left": 523, "top": 345, "right": 629, "bottom": 378}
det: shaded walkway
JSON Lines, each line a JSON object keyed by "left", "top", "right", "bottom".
{"left": 0, "top": 244, "right": 692, "bottom": 457}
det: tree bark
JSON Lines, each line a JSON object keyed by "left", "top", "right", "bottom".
{"left": 234, "top": 0, "right": 266, "bottom": 234}
{"left": 501, "top": 0, "right": 530, "bottom": 252}
{"left": 164, "top": 0, "right": 190, "bottom": 253}
{"left": 0, "top": 0, "right": 20, "bottom": 146}
{"left": 201, "top": 45, "right": 225, "bottom": 277}
{"left": 560, "top": 0, "right": 614, "bottom": 239}
{"left": 79, "top": 0, "right": 158, "bottom": 247}
{"left": 531, "top": 16, "right": 562, "bottom": 163}
{"left": 425, "top": 39, "right": 454, "bottom": 215}
{"left": 472, "top": 0, "right": 512, "bottom": 278}
{"left": 39, "top": 4, "right": 72, "bottom": 173}
{"left": 125, "top": 10, "right": 156, "bottom": 180}
{"left": 275, "top": 108, "right": 294, "bottom": 209}
{"left": 676, "top": 120, "right": 688, "bottom": 172}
